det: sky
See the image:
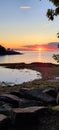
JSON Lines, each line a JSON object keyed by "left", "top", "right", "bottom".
{"left": 0, "top": 0, "right": 59, "bottom": 50}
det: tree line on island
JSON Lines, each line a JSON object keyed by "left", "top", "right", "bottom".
{"left": 0, "top": 45, "right": 22, "bottom": 55}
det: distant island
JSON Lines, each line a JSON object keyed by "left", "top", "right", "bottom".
{"left": 0, "top": 45, "right": 22, "bottom": 55}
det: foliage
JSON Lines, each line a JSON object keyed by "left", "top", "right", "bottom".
{"left": 40, "top": 0, "right": 59, "bottom": 62}
{"left": 57, "top": 32, "right": 59, "bottom": 38}
{"left": 53, "top": 54, "right": 59, "bottom": 63}
{"left": 47, "top": 0, "right": 59, "bottom": 62}
{"left": 46, "top": 1, "right": 59, "bottom": 37}
{"left": 46, "top": 0, "right": 59, "bottom": 20}
{"left": 40, "top": 0, "right": 59, "bottom": 38}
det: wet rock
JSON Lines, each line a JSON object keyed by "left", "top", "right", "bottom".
{"left": 0, "top": 114, "right": 11, "bottom": 130}
{"left": 19, "top": 88, "right": 56, "bottom": 105}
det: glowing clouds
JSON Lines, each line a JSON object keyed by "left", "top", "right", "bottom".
{"left": 19, "top": 6, "right": 31, "bottom": 9}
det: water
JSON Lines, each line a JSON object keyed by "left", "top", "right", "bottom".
{"left": 0, "top": 50, "right": 59, "bottom": 85}
{"left": 0, "top": 67, "right": 41, "bottom": 85}
{"left": 0, "top": 50, "right": 59, "bottom": 64}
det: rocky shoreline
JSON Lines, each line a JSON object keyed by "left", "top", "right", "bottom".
{"left": 0, "top": 62, "right": 59, "bottom": 129}
{"left": 0, "top": 87, "right": 59, "bottom": 130}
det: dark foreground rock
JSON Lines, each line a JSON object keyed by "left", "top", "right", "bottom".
{"left": 12, "top": 106, "right": 45, "bottom": 128}
{"left": 12, "top": 107, "right": 59, "bottom": 130}
{"left": 0, "top": 87, "right": 59, "bottom": 130}
{"left": 19, "top": 88, "right": 56, "bottom": 105}
{"left": 38, "top": 108, "right": 59, "bottom": 130}
{"left": 0, "top": 101, "right": 13, "bottom": 118}
{"left": 10, "top": 91, "right": 43, "bottom": 107}
{"left": 0, "top": 94, "right": 21, "bottom": 108}
{"left": 0, "top": 114, "right": 10, "bottom": 130}
{"left": 43, "top": 86, "right": 57, "bottom": 98}
{"left": 0, "top": 93, "right": 43, "bottom": 108}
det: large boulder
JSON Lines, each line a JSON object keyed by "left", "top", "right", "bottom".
{"left": 10, "top": 92, "right": 43, "bottom": 107}
{"left": 0, "top": 93, "right": 43, "bottom": 109}
{"left": 19, "top": 88, "right": 56, "bottom": 105}
{"left": 12, "top": 106, "right": 46, "bottom": 129}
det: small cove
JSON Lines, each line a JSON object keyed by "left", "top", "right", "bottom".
{"left": 0, "top": 67, "right": 42, "bottom": 86}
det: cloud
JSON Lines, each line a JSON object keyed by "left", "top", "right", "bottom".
{"left": 19, "top": 6, "right": 31, "bottom": 9}
{"left": 19, "top": 43, "right": 59, "bottom": 51}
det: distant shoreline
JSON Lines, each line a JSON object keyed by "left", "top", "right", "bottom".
{"left": 0, "top": 45, "right": 22, "bottom": 55}
{"left": 0, "top": 62, "right": 59, "bottom": 80}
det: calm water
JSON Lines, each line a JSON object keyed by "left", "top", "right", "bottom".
{"left": 0, "top": 67, "right": 41, "bottom": 85}
{"left": 0, "top": 50, "right": 59, "bottom": 64}
{"left": 0, "top": 50, "right": 59, "bottom": 85}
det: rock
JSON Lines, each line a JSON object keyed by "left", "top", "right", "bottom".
{"left": 38, "top": 108, "right": 59, "bottom": 130}
{"left": 0, "top": 94, "right": 21, "bottom": 108}
{"left": 10, "top": 91, "right": 43, "bottom": 107}
{"left": 10, "top": 91, "right": 23, "bottom": 97}
{"left": 19, "top": 88, "right": 56, "bottom": 105}
{"left": 53, "top": 105, "right": 59, "bottom": 111}
{"left": 19, "top": 88, "right": 43, "bottom": 100}
{"left": 19, "top": 99, "right": 43, "bottom": 108}
{"left": 43, "top": 86, "right": 59, "bottom": 104}
{"left": 0, "top": 93, "right": 43, "bottom": 108}
{"left": 43, "top": 86, "right": 57, "bottom": 98}
{"left": 0, "top": 114, "right": 11, "bottom": 130}
{"left": 12, "top": 106, "right": 45, "bottom": 128}
{"left": 0, "top": 101, "right": 12, "bottom": 118}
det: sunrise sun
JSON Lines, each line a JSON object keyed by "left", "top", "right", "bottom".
{"left": 38, "top": 47, "right": 43, "bottom": 51}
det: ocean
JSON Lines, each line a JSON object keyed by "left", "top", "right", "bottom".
{"left": 0, "top": 50, "right": 59, "bottom": 85}
{"left": 0, "top": 50, "right": 59, "bottom": 64}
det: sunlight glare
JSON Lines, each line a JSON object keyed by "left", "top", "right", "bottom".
{"left": 38, "top": 47, "right": 43, "bottom": 51}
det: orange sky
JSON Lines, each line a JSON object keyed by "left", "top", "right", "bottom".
{"left": 0, "top": 0, "right": 59, "bottom": 51}
{"left": 14, "top": 43, "right": 59, "bottom": 51}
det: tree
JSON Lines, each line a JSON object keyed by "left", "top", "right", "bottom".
{"left": 40, "top": 0, "right": 59, "bottom": 63}
{"left": 46, "top": 0, "right": 59, "bottom": 38}
{"left": 57, "top": 32, "right": 59, "bottom": 38}
{"left": 46, "top": 0, "right": 59, "bottom": 21}
{"left": 40, "top": 0, "right": 59, "bottom": 37}
{"left": 46, "top": 0, "right": 59, "bottom": 63}
{"left": 53, "top": 54, "right": 59, "bottom": 63}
